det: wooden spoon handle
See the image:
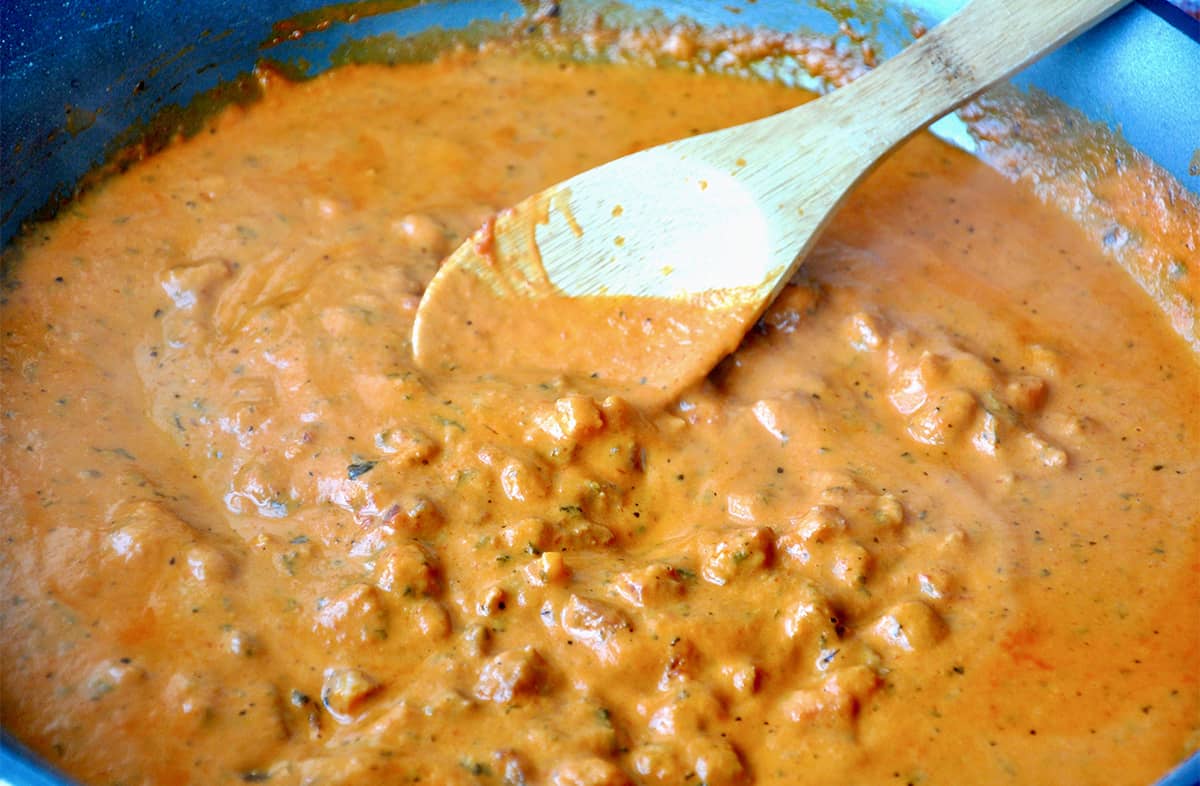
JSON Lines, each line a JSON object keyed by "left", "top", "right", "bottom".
{"left": 700, "top": 0, "right": 1132, "bottom": 295}
{"left": 820, "top": 0, "right": 1130, "bottom": 159}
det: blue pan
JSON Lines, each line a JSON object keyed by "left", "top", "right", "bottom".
{"left": 1, "top": 1, "right": 1197, "bottom": 784}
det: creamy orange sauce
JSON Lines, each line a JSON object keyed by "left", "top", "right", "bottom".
{"left": 415, "top": 264, "right": 764, "bottom": 409}
{"left": 2, "top": 51, "right": 1197, "bottom": 786}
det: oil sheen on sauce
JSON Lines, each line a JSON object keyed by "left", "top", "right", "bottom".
{"left": 1, "top": 52, "right": 1197, "bottom": 786}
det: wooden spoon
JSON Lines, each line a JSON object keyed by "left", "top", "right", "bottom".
{"left": 413, "top": 0, "right": 1126, "bottom": 407}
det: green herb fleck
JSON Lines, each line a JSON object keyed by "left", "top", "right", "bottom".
{"left": 93, "top": 446, "right": 137, "bottom": 461}
{"left": 433, "top": 415, "right": 466, "bottom": 432}
{"left": 459, "top": 758, "right": 491, "bottom": 777}
{"left": 347, "top": 460, "right": 377, "bottom": 480}
{"left": 279, "top": 551, "right": 299, "bottom": 576}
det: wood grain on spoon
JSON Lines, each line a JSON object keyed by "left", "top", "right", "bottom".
{"left": 413, "top": 0, "right": 1127, "bottom": 406}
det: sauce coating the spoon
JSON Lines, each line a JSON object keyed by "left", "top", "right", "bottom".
{"left": 413, "top": 189, "right": 765, "bottom": 407}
